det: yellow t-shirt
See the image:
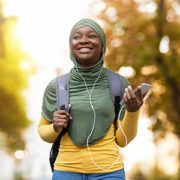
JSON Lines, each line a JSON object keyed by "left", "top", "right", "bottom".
{"left": 38, "top": 110, "right": 139, "bottom": 173}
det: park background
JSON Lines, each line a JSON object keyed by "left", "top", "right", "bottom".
{"left": 0, "top": 0, "right": 179, "bottom": 179}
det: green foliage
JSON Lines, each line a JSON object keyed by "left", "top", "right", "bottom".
{"left": 95, "top": 0, "right": 180, "bottom": 177}
{"left": 95, "top": 0, "right": 180, "bottom": 137}
{"left": 129, "top": 163, "right": 178, "bottom": 180}
{"left": 148, "top": 165, "right": 178, "bottom": 180}
{"left": 0, "top": 16, "right": 31, "bottom": 153}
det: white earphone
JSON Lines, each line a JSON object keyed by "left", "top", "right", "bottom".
{"left": 72, "top": 60, "right": 128, "bottom": 171}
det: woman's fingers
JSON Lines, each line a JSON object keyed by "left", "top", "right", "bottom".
{"left": 53, "top": 110, "right": 71, "bottom": 132}
{"left": 124, "top": 86, "right": 144, "bottom": 112}
{"left": 53, "top": 119, "right": 69, "bottom": 128}
{"left": 54, "top": 110, "right": 71, "bottom": 118}
{"left": 124, "top": 86, "right": 136, "bottom": 101}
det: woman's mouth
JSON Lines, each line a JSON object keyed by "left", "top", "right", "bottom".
{"left": 78, "top": 47, "right": 92, "bottom": 53}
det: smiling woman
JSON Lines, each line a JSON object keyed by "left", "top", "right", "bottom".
{"left": 71, "top": 26, "right": 102, "bottom": 67}
{"left": 37, "top": 18, "right": 146, "bottom": 180}
{"left": 0, "top": 1, "right": 159, "bottom": 180}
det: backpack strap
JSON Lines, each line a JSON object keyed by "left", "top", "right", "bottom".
{"left": 107, "top": 70, "right": 123, "bottom": 103}
{"left": 55, "top": 73, "right": 70, "bottom": 136}
{"left": 56, "top": 73, "right": 69, "bottom": 111}
{"left": 107, "top": 69, "right": 129, "bottom": 121}
{"left": 49, "top": 73, "right": 69, "bottom": 172}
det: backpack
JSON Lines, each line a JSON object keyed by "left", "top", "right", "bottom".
{"left": 49, "top": 69, "right": 129, "bottom": 172}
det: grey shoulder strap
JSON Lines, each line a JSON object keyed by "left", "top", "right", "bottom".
{"left": 107, "top": 69, "right": 129, "bottom": 120}
{"left": 107, "top": 69, "right": 124, "bottom": 103}
{"left": 56, "top": 73, "right": 69, "bottom": 111}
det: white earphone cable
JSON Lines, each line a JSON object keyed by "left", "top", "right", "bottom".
{"left": 117, "top": 106, "right": 128, "bottom": 146}
{"left": 73, "top": 62, "right": 128, "bottom": 171}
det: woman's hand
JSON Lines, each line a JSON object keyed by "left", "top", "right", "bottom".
{"left": 124, "top": 86, "right": 143, "bottom": 112}
{"left": 52, "top": 110, "right": 71, "bottom": 132}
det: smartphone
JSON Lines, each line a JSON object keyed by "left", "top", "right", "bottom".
{"left": 134, "top": 83, "right": 152, "bottom": 97}
{"left": 120, "top": 83, "right": 152, "bottom": 106}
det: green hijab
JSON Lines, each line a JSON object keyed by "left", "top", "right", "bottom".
{"left": 67, "top": 19, "right": 115, "bottom": 146}
{"left": 69, "top": 18, "right": 106, "bottom": 67}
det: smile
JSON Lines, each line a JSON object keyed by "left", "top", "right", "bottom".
{"left": 78, "top": 47, "right": 93, "bottom": 53}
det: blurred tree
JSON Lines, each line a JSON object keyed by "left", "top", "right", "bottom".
{"left": 0, "top": 1, "right": 31, "bottom": 153}
{"left": 93, "top": 0, "right": 180, "bottom": 178}
{"left": 129, "top": 162, "right": 177, "bottom": 180}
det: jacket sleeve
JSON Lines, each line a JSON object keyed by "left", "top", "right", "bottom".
{"left": 37, "top": 116, "right": 61, "bottom": 143}
{"left": 115, "top": 110, "right": 140, "bottom": 147}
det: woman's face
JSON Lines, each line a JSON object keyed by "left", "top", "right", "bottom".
{"left": 70, "top": 26, "right": 103, "bottom": 67}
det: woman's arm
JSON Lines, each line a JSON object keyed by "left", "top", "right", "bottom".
{"left": 37, "top": 117, "right": 60, "bottom": 143}
{"left": 115, "top": 84, "right": 143, "bottom": 147}
{"left": 115, "top": 110, "right": 140, "bottom": 147}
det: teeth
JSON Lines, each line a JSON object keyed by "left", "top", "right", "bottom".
{"left": 79, "top": 48, "right": 91, "bottom": 52}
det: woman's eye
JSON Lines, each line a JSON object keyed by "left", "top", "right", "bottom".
{"left": 89, "top": 35, "right": 97, "bottom": 39}
{"left": 73, "top": 36, "right": 80, "bottom": 40}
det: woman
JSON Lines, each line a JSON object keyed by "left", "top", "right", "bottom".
{"left": 38, "top": 18, "right": 143, "bottom": 180}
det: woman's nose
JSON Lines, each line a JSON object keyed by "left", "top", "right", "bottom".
{"left": 79, "top": 35, "right": 89, "bottom": 43}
